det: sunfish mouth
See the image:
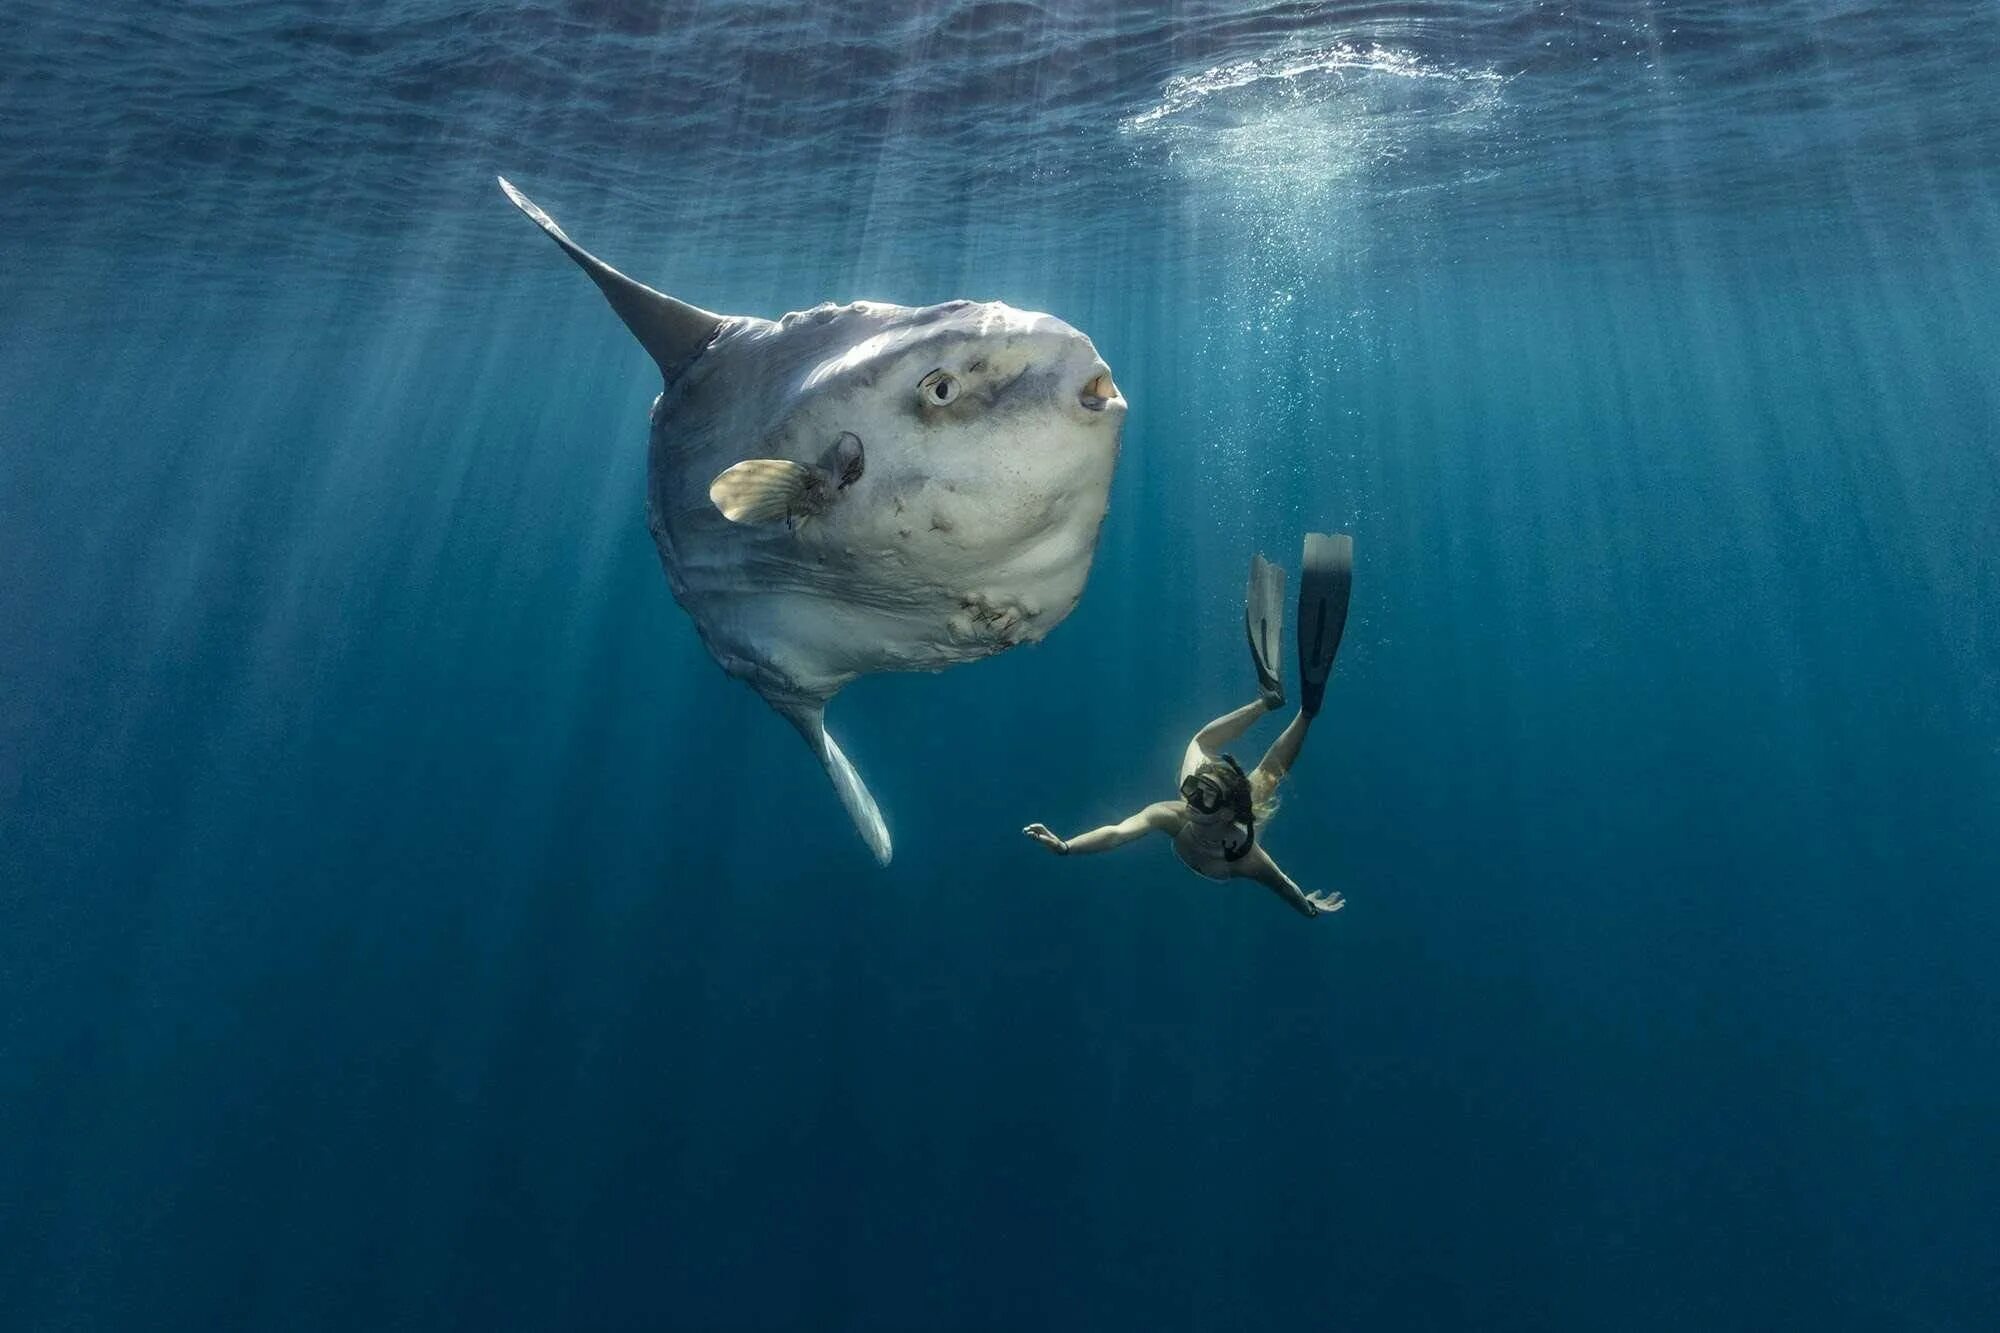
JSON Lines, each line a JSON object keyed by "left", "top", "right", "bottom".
{"left": 1078, "top": 367, "right": 1121, "bottom": 413}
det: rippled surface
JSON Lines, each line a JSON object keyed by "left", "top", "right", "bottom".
{"left": 4, "top": 4, "right": 1999, "bottom": 1331}
{"left": 4, "top": 0, "right": 1998, "bottom": 291}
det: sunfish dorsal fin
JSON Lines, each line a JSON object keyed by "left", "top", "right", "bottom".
{"left": 497, "top": 175, "right": 724, "bottom": 381}
{"left": 776, "top": 701, "right": 892, "bottom": 866}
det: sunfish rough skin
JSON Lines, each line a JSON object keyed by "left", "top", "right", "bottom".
{"left": 499, "top": 178, "right": 1125, "bottom": 865}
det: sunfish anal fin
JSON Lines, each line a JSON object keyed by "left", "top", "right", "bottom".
{"left": 776, "top": 701, "right": 892, "bottom": 865}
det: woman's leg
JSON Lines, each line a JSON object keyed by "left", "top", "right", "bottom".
{"left": 1251, "top": 709, "right": 1312, "bottom": 791}
{"left": 1184, "top": 698, "right": 1274, "bottom": 782}
{"left": 1193, "top": 698, "right": 1273, "bottom": 754}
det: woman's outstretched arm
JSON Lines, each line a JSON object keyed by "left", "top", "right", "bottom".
{"left": 1024, "top": 802, "right": 1184, "bottom": 856}
{"left": 1236, "top": 846, "right": 1344, "bottom": 918}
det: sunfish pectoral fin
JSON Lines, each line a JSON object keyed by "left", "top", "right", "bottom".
{"left": 709, "top": 459, "right": 830, "bottom": 525}
{"left": 496, "top": 175, "right": 725, "bottom": 381}
{"left": 776, "top": 701, "right": 893, "bottom": 866}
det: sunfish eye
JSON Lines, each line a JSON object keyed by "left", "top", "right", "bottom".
{"left": 918, "top": 368, "right": 961, "bottom": 406}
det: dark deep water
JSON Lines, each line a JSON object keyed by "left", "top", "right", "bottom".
{"left": 4, "top": 2, "right": 1999, "bottom": 1329}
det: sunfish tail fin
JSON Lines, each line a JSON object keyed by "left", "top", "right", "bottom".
{"left": 496, "top": 175, "right": 725, "bottom": 381}
{"left": 777, "top": 702, "right": 893, "bottom": 866}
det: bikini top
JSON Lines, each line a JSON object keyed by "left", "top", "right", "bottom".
{"left": 1183, "top": 809, "right": 1256, "bottom": 863}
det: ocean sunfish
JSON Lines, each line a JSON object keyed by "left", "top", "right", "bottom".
{"left": 499, "top": 178, "right": 1125, "bottom": 865}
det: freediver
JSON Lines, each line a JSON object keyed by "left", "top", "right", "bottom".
{"left": 1022, "top": 533, "right": 1354, "bottom": 919}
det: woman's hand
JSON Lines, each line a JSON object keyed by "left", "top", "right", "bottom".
{"left": 1022, "top": 823, "right": 1068, "bottom": 855}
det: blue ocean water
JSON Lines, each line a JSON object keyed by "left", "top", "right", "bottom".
{"left": 4, "top": 1, "right": 1999, "bottom": 1328}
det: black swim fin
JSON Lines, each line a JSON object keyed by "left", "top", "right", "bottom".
{"left": 1246, "top": 553, "right": 1286, "bottom": 708}
{"left": 1297, "top": 532, "right": 1353, "bottom": 717}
